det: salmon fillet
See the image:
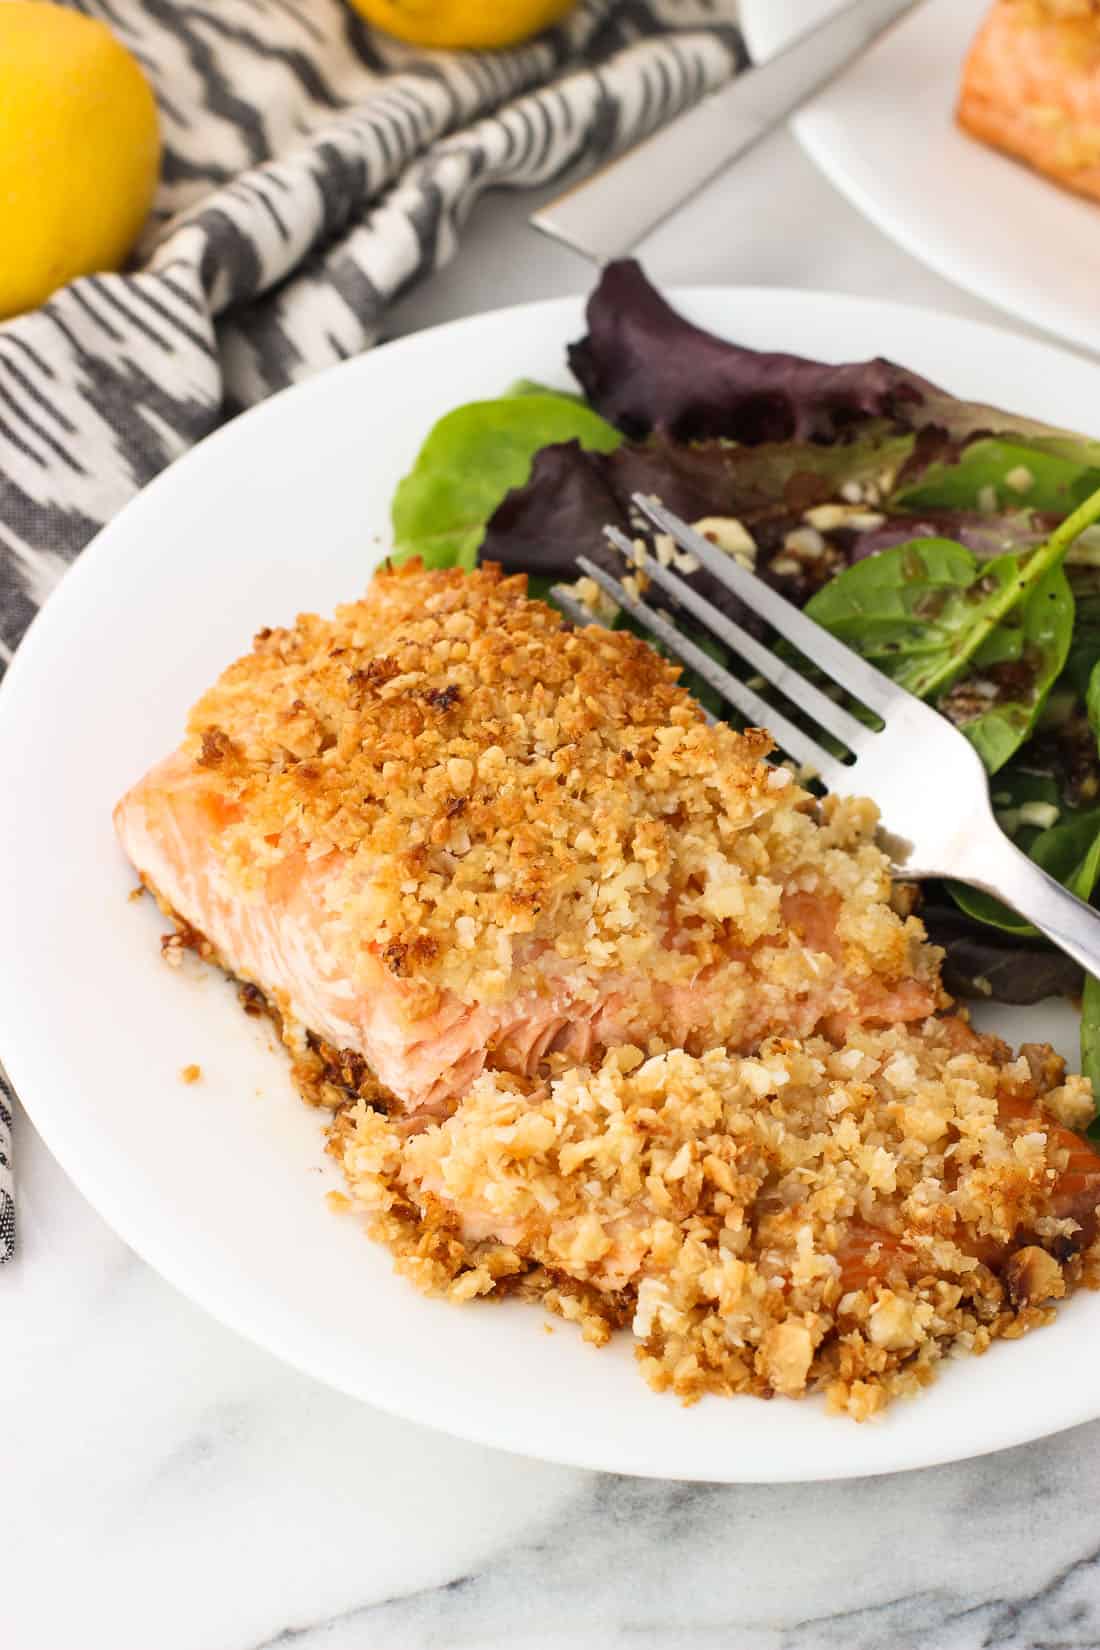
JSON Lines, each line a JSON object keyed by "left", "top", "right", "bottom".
{"left": 115, "top": 561, "right": 939, "bottom": 1117}
{"left": 958, "top": 0, "right": 1100, "bottom": 202}
{"left": 339, "top": 1019, "right": 1100, "bottom": 1414}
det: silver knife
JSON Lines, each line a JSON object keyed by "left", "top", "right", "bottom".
{"left": 531, "top": 0, "right": 917, "bottom": 264}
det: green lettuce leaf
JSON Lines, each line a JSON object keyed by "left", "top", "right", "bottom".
{"left": 804, "top": 539, "right": 1075, "bottom": 772}
{"left": 1063, "top": 591, "right": 1100, "bottom": 702}
{"left": 896, "top": 437, "right": 1100, "bottom": 516}
{"left": 951, "top": 796, "right": 1100, "bottom": 935}
{"left": 1088, "top": 659, "right": 1100, "bottom": 745}
{"left": 956, "top": 561, "right": 1076, "bottom": 773}
{"left": 1084, "top": 975, "right": 1100, "bottom": 1135}
{"left": 391, "top": 391, "right": 621, "bottom": 570}
{"left": 505, "top": 378, "right": 587, "bottom": 404}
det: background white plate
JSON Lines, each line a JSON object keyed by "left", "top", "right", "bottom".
{"left": 0, "top": 289, "right": 1092, "bottom": 1482}
{"left": 740, "top": 0, "right": 1100, "bottom": 356}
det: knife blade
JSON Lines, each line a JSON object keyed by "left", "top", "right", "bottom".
{"left": 530, "top": 0, "right": 918, "bottom": 264}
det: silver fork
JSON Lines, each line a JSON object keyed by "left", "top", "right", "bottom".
{"left": 554, "top": 494, "right": 1100, "bottom": 981}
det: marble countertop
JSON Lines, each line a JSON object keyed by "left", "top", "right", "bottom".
{"left": 8, "top": 123, "right": 1100, "bottom": 1650}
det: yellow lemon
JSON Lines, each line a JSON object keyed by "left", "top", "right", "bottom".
{"left": 347, "top": 0, "right": 577, "bottom": 50}
{"left": 0, "top": 2, "right": 160, "bottom": 319}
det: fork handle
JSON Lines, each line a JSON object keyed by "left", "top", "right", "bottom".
{"left": 958, "top": 833, "right": 1100, "bottom": 982}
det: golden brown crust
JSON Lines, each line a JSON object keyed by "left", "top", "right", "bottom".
{"left": 336, "top": 1021, "right": 1100, "bottom": 1415}
{"left": 179, "top": 560, "right": 936, "bottom": 1022}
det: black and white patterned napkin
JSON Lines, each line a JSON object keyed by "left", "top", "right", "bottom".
{"left": 0, "top": 0, "right": 744, "bottom": 1259}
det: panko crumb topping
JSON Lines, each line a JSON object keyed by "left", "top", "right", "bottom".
{"left": 333, "top": 1018, "right": 1100, "bottom": 1416}
{"left": 180, "top": 559, "right": 934, "bottom": 1019}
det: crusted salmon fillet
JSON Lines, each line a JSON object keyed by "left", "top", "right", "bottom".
{"left": 958, "top": 0, "right": 1100, "bottom": 202}
{"left": 115, "top": 561, "right": 940, "bottom": 1117}
{"left": 339, "top": 1018, "right": 1100, "bottom": 1415}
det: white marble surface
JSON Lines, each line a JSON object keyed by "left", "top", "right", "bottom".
{"left": 7, "top": 124, "right": 1100, "bottom": 1650}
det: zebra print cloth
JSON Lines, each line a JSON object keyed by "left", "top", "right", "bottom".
{"left": 0, "top": 0, "right": 745, "bottom": 1260}
{"left": 0, "top": 1072, "right": 13, "bottom": 1265}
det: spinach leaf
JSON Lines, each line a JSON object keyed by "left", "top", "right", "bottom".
{"left": 949, "top": 756, "right": 1100, "bottom": 933}
{"left": 1035, "top": 808, "right": 1100, "bottom": 899}
{"left": 803, "top": 537, "right": 984, "bottom": 688}
{"left": 954, "top": 561, "right": 1075, "bottom": 773}
{"left": 391, "top": 392, "right": 621, "bottom": 570}
{"left": 804, "top": 540, "right": 1075, "bottom": 771}
{"left": 1064, "top": 592, "right": 1100, "bottom": 701}
{"left": 1084, "top": 975, "right": 1100, "bottom": 1136}
{"left": 896, "top": 437, "right": 1100, "bottom": 516}
{"left": 809, "top": 478, "right": 1100, "bottom": 711}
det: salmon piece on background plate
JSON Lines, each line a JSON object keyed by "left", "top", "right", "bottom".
{"left": 958, "top": 0, "right": 1100, "bottom": 203}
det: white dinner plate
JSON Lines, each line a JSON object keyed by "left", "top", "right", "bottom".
{"left": 0, "top": 289, "right": 1094, "bottom": 1482}
{"left": 740, "top": 0, "right": 1100, "bottom": 356}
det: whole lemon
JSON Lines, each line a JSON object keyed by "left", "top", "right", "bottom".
{"left": 0, "top": 2, "right": 160, "bottom": 319}
{"left": 347, "top": 0, "right": 576, "bottom": 50}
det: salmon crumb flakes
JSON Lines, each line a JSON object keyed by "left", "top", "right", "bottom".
{"left": 330, "top": 1017, "right": 1100, "bottom": 1416}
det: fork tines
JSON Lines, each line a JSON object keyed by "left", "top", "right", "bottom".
{"left": 576, "top": 546, "right": 838, "bottom": 778}
{"left": 631, "top": 496, "right": 900, "bottom": 719}
{"left": 574, "top": 495, "right": 908, "bottom": 782}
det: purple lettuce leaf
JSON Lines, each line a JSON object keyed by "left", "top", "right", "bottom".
{"left": 569, "top": 260, "right": 1100, "bottom": 469}
{"left": 480, "top": 442, "right": 628, "bottom": 578}
{"left": 568, "top": 260, "right": 931, "bottom": 444}
{"left": 847, "top": 509, "right": 1055, "bottom": 563}
{"left": 479, "top": 432, "right": 1051, "bottom": 613}
{"left": 480, "top": 433, "right": 891, "bottom": 614}
{"left": 483, "top": 427, "right": 912, "bottom": 565}
{"left": 917, "top": 903, "right": 1083, "bottom": 1005}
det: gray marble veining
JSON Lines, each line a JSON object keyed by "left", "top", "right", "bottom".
{"left": 244, "top": 1428, "right": 1100, "bottom": 1650}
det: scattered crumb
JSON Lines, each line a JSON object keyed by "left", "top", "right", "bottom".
{"left": 128, "top": 885, "right": 146, "bottom": 903}
{"left": 889, "top": 881, "right": 921, "bottom": 919}
{"left": 160, "top": 921, "right": 214, "bottom": 971}
{"left": 179, "top": 1064, "right": 202, "bottom": 1085}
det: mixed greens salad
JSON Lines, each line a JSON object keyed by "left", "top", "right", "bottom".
{"left": 389, "top": 260, "right": 1100, "bottom": 1105}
